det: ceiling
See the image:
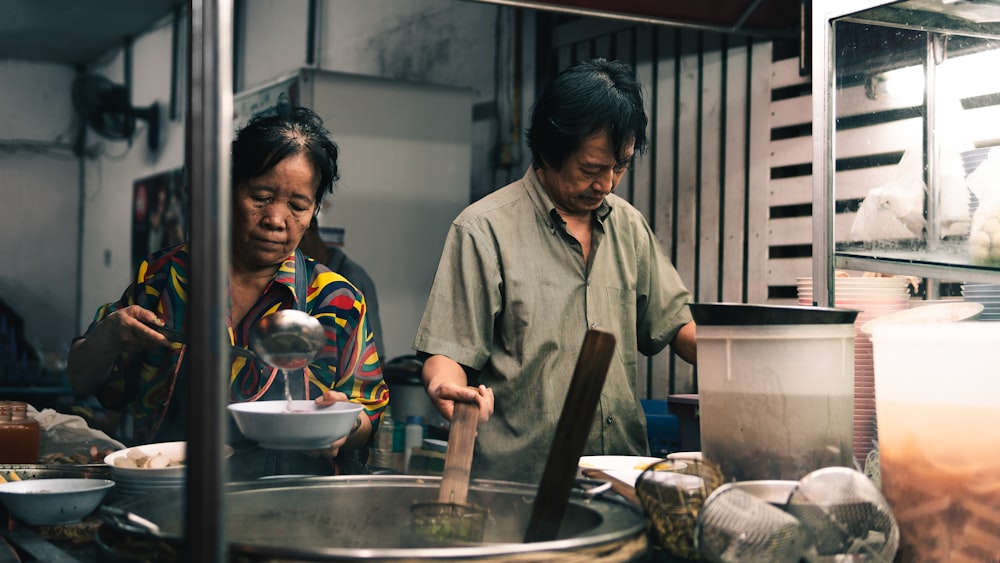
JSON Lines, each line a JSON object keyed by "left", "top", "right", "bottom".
{"left": 0, "top": 0, "right": 181, "bottom": 66}
{"left": 468, "top": 0, "right": 802, "bottom": 38}
{"left": 0, "top": 0, "right": 801, "bottom": 68}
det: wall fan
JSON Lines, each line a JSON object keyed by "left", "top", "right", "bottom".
{"left": 71, "top": 73, "right": 160, "bottom": 152}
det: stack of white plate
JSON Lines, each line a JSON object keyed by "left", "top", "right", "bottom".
{"left": 961, "top": 283, "right": 1000, "bottom": 321}
{"left": 104, "top": 441, "right": 234, "bottom": 497}
{"left": 103, "top": 441, "right": 187, "bottom": 497}
{"left": 796, "top": 276, "right": 912, "bottom": 467}
{"left": 111, "top": 471, "right": 185, "bottom": 496}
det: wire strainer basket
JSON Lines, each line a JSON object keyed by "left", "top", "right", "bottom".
{"left": 785, "top": 466, "right": 899, "bottom": 562}
{"left": 635, "top": 458, "right": 725, "bottom": 560}
{"left": 695, "top": 482, "right": 809, "bottom": 563}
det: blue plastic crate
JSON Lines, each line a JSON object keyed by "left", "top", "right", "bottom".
{"left": 641, "top": 399, "right": 679, "bottom": 457}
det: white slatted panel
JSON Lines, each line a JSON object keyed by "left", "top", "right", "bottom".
{"left": 651, "top": 27, "right": 680, "bottom": 397}
{"left": 722, "top": 41, "right": 750, "bottom": 303}
{"left": 746, "top": 41, "right": 775, "bottom": 305}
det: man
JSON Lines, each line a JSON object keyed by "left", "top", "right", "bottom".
{"left": 413, "top": 58, "right": 697, "bottom": 484}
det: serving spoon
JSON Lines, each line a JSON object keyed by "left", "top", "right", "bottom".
{"left": 249, "top": 309, "right": 325, "bottom": 370}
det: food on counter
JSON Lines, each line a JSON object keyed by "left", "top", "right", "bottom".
{"left": 113, "top": 448, "right": 184, "bottom": 469}
{"left": 969, "top": 212, "right": 1000, "bottom": 263}
{"left": 879, "top": 402, "right": 1000, "bottom": 562}
{"left": 42, "top": 445, "right": 116, "bottom": 465}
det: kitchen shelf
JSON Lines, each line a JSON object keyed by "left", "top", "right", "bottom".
{"left": 834, "top": 249, "right": 1000, "bottom": 284}
{"left": 812, "top": 0, "right": 1000, "bottom": 304}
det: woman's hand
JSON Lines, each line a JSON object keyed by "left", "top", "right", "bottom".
{"left": 103, "top": 305, "right": 175, "bottom": 351}
{"left": 67, "top": 305, "right": 173, "bottom": 394}
{"left": 308, "top": 390, "right": 368, "bottom": 459}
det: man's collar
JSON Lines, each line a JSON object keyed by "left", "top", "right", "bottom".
{"left": 523, "top": 167, "right": 613, "bottom": 227}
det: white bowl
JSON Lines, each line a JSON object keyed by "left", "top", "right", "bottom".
{"left": 860, "top": 302, "right": 984, "bottom": 335}
{"left": 105, "top": 441, "right": 233, "bottom": 479}
{"left": 227, "top": 400, "right": 364, "bottom": 450}
{"left": 667, "top": 451, "right": 703, "bottom": 462}
{"left": 0, "top": 478, "right": 114, "bottom": 525}
{"left": 578, "top": 455, "right": 673, "bottom": 487}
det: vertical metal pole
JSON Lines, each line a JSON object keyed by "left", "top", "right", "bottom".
{"left": 811, "top": 6, "right": 834, "bottom": 307}
{"left": 924, "top": 33, "right": 941, "bottom": 299}
{"left": 187, "top": 0, "right": 232, "bottom": 560}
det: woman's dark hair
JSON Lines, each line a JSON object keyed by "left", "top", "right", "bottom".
{"left": 526, "top": 58, "right": 648, "bottom": 170}
{"left": 232, "top": 99, "right": 340, "bottom": 209}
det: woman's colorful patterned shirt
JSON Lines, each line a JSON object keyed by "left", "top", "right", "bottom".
{"left": 85, "top": 243, "right": 387, "bottom": 442}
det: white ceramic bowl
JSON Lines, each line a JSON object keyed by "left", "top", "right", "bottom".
{"left": 104, "top": 441, "right": 188, "bottom": 479}
{"left": 104, "top": 441, "right": 234, "bottom": 479}
{"left": 667, "top": 451, "right": 703, "bottom": 463}
{"left": 578, "top": 455, "right": 675, "bottom": 487}
{"left": 860, "top": 302, "right": 984, "bottom": 335}
{"left": 0, "top": 478, "right": 114, "bottom": 525}
{"left": 227, "top": 400, "right": 364, "bottom": 450}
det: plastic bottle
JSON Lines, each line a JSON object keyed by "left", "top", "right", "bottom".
{"left": 371, "top": 407, "right": 396, "bottom": 470}
{"left": 403, "top": 415, "right": 424, "bottom": 473}
{"left": 0, "top": 401, "right": 41, "bottom": 464}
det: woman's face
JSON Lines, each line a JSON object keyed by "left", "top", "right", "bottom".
{"left": 232, "top": 152, "right": 318, "bottom": 270}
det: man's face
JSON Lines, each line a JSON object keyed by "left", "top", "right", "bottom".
{"left": 537, "top": 132, "right": 634, "bottom": 218}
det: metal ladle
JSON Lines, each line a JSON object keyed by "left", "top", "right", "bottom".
{"left": 249, "top": 309, "right": 325, "bottom": 370}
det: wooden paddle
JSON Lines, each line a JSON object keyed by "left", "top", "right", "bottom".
{"left": 437, "top": 401, "right": 479, "bottom": 504}
{"left": 408, "top": 400, "right": 484, "bottom": 546}
{"left": 524, "top": 327, "right": 617, "bottom": 543}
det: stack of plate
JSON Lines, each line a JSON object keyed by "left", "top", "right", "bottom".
{"left": 796, "top": 276, "right": 912, "bottom": 466}
{"left": 961, "top": 283, "right": 1000, "bottom": 321}
{"left": 104, "top": 441, "right": 234, "bottom": 497}
{"left": 103, "top": 441, "right": 187, "bottom": 497}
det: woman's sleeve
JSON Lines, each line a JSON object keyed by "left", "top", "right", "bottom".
{"left": 306, "top": 269, "right": 389, "bottom": 430}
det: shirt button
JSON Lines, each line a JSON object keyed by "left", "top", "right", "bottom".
{"left": 606, "top": 416, "right": 613, "bottom": 424}
{"left": 590, "top": 323, "right": 598, "bottom": 329}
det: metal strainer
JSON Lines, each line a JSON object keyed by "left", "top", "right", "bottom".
{"left": 786, "top": 466, "right": 899, "bottom": 562}
{"left": 635, "top": 458, "right": 726, "bottom": 559}
{"left": 695, "top": 482, "right": 809, "bottom": 563}
{"left": 692, "top": 466, "right": 898, "bottom": 562}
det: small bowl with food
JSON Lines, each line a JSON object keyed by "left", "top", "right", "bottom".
{"left": 227, "top": 400, "right": 364, "bottom": 450}
{"left": 104, "top": 441, "right": 234, "bottom": 481}
{"left": 0, "top": 478, "right": 115, "bottom": 526}
{"left": 104, "top": 441, "right": 188, "bottom": 480}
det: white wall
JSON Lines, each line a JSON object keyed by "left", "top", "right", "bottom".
{"left": 319, "top": 0, "right": 496, "bottom": 96}
{"left": 79, "top": 21, "right": 187, "bottom": 337}
{"left": 0, "top": 61, "right": 79, "bottom": 357}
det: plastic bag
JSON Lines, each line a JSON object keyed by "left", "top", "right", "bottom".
{"left": 28, "top": 404, "right": 125, "bottom": 464}
{"left": 849, "top": 146, "right": 926, "bottom": 241}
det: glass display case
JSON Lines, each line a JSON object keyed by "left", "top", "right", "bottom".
{"left": 811, "top": 0, "right": 1000, "bottom": 305}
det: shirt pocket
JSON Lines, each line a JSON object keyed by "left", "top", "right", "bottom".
{"left": 602, "top": 286, "right": 637, "bottom": 376}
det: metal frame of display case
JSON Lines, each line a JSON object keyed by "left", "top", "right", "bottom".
{"left": 811, "top": 0, "right": 1000, "bottom": 307}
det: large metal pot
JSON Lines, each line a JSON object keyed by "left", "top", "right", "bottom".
{"left": 98, "top": 474, "right": 648, "bottom": 561}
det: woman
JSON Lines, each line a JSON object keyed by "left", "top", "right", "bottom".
{"left": 67, "top": 102, "right": 388, "bottom": 477}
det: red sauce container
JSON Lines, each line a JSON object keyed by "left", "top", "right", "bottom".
{"left": 0, "top": 401, "right": 41, "bottom": 464}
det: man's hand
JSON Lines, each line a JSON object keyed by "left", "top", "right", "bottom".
{"left": 422, "top": 355, "right": 494, "bottom": 422}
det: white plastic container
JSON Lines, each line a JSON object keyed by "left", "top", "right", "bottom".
{"left": 870, "top": 322, "right": 1000, "bottom": 561}
{"left": 691, "top": 303, "right": 856, "bottom": 481}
